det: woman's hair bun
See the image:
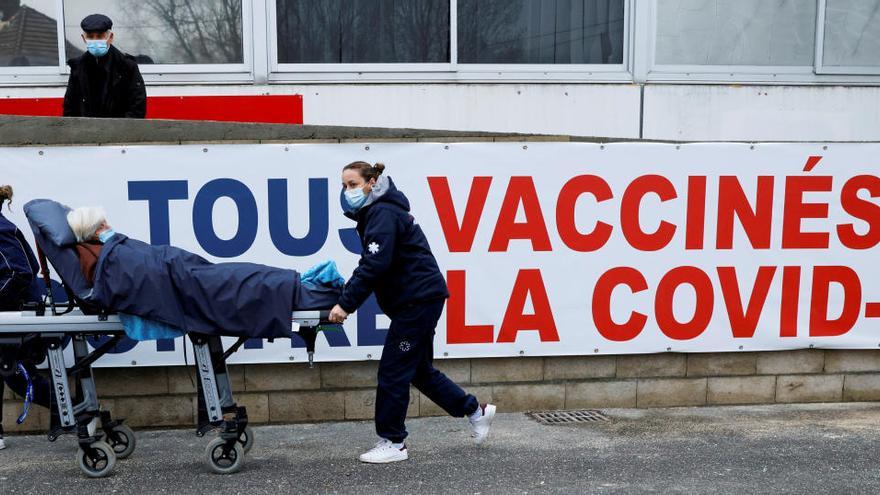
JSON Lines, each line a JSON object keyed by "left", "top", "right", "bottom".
{"left": 343, "top": 161, "right": 387, "bottom": 181}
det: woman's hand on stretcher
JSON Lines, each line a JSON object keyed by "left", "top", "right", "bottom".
{"left": 329, "top": 304, "right": 349, "bottom": 323}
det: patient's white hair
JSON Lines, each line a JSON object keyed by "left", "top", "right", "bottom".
{"left": 67, "top": 207, "right": 108, "bottom": 242}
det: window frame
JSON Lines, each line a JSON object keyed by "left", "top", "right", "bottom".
{"left": 0, "top": 0, "right": 256, "bottom": 86}
{"left": 640, "top": 0, "right": 880, "bottom": 85}
{"left": 814, "top": 0, "right": 880, "bottom": 76}
{"left": 0, "top": 0, "right": 68, "bottom": 85}
{"left": 72, "top": 0, "right": 257, "bottom": 82}
{"left": 268, "top": 0, "right": 454, "bottom": 76}
{"left": 642, "top": 0, "right": 818, "bottom": 82}
{"left": 2, "top": 0, "right": 877, "bottom": 87}
{"left": 267, "top": 0, "right": 635, "bottom": 84}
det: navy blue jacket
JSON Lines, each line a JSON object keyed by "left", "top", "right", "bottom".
{"left": 338, "top": 176, "right": 449, "bottom": 316}
{"left": 92, "top": 234, "right": 304, "bottom": 338}
{"left": 0, "top": 213, "right": 41, "bottom": 310}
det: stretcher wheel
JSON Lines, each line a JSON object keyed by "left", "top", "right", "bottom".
{"left": 107, "top": 424, "right": 137, "bottom": 459}
{"left": 205, "top": 437, "right": 245, "bottom": 474}
{"left": 76, "top": 441, "right": 117, "bottom": 478}
{"left": 239, "top": 426, "right": 255, "bottom": 454}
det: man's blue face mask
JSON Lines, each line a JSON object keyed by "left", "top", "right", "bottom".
{"left": 98, "top": 229, "right": 116, "bottom": 243}
{"left": 86, "top": 39, "right": 110, "bottom": 57}
{"left": 344, "top": 187, "right": 368, "bottom": 210}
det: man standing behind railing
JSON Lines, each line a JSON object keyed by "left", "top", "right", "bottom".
{"left": 62, "top": 14, "right": 146, "bottom": 119}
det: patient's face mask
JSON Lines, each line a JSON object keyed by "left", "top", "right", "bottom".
{"left": 98, "top": 229, "right": 116, "bottom": 243}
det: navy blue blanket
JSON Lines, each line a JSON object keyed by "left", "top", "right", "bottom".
{"left": 92, "top": 234, "right": 332, "bottom": 338}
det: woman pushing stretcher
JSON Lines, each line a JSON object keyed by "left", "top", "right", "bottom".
{"left": 328, "top": 162, "right": 496, "bottom": 463}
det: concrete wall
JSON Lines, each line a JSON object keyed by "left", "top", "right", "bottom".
{"left": 5, "top": 350, "right": 880, "bottom": 433}
{"left": 4, "top": 83, "right": 880, "bottom": 141}
{"left": 642, "top": 85, "right": 880, "bottom": 142}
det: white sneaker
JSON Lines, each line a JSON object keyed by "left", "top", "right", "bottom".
{"left": 0, "top": 437, "right": 6, "bottom": 450}
{"left": 358, "top": 438, "right": 408, "bottom": 464}
{"left": 469, "top": 403, "right": 496, "bottom": 445}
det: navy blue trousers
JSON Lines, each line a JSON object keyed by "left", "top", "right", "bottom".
{"left": 375, "top": 299, "right": 478, "bottom": 443}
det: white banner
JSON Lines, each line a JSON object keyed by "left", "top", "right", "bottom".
{"left": 3, "top": 142, "right": 879, "bottom": 366}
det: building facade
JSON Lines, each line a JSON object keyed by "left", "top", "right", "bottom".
{"left": 0, "top": 0, "right": 877, "bottom": 140}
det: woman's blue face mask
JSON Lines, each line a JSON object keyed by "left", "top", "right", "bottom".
{"left": 344, "top": 187, "right": 368, "bottom": 210}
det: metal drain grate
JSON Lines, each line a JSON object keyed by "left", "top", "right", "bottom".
{"left": 528, "top": 409, "right": 610, "bottom": 425}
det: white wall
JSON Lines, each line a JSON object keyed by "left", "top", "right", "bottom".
{"left": 3, "top": 83, "right": 879, "bottom": 142}
{"left": 301, "top": 84, "right": 641, "bottom": 138}
{"left": 642, "top": 85, "right": 880, "bottom": 142}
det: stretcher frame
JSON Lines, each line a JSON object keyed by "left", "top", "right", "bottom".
{"left": 0, "top": 308, "right": 330, "bottom": 477}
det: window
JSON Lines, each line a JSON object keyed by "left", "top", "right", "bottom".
{"left": 817, "top": 0, "right": 880, "bottom": 74}
{"left": 653, "top": 0, "right": 816, "bottom": 66}
{"left": 270, "top": 0, "right": 631, "bottom": 80}
{"left": 2, "top": 0, "right": 877, "bottom": 86}
{"left": 63, "top": 0, "right": 245, "bottom": 65}
{"left": 275, "top": 0, "right": 450, "bottom": 64}
{"left": 0, "top": 0, "right": 62, "bottom": 67}
{"left": 457, "top": 0, "right": 625, "bottom": 65}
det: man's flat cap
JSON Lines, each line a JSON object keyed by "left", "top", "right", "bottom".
{"left": 81, "top": 14, "right": 112, "bottom": 32}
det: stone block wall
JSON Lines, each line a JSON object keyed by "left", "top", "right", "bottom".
{"left": 5, "top": 349, "right": 880, "bottom": 433}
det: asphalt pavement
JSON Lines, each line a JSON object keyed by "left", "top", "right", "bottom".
{"left": 1, "top": 402, "right": 879, "bottom": 494}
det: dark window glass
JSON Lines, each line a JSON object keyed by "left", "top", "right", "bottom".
{"left": 457, "top": 0, "right": 625, "bottom": 64}
{"left": 276, "top": 0, "right": 450, "bottom": 63}
{"left": 0, "top": 1, "right": 61, "bottom": 66}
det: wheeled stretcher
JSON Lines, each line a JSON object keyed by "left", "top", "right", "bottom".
{"left": 0, "top": 198, "right": 340, "bottom": 477}
{"left": 0, "top": 307, "right": 331, "bottom": 477}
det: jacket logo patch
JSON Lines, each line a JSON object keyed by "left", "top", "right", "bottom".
{"left": 399, "top": 340, "right": 411, "bottom": 352}
{"left": 367, "top": 242, "right": 380, "bottom": 254}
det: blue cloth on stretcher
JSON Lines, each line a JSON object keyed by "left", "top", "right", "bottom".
{"left": 119, "top": 313, "right": 185, "bottom": 341}
{"left": 301, "top": 260, "right": 345, "bottom": 288}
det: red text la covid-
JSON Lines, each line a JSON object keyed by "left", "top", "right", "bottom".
{"left": 427, "top": 173, "right": 880, "bottom": 344}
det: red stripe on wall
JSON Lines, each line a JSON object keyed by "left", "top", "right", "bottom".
{"left": 0, "top": 94, "right": 303, "bottom": 124}
{"left": 146, "top": 95, "right": 303, "bottom": 124}
{"left": 0, "top": 97, "right": 61, "bottom": 117}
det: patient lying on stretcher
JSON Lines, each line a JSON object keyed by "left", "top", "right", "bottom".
{"left": 66, "top": 207, "right": 342, "bottom": 339}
